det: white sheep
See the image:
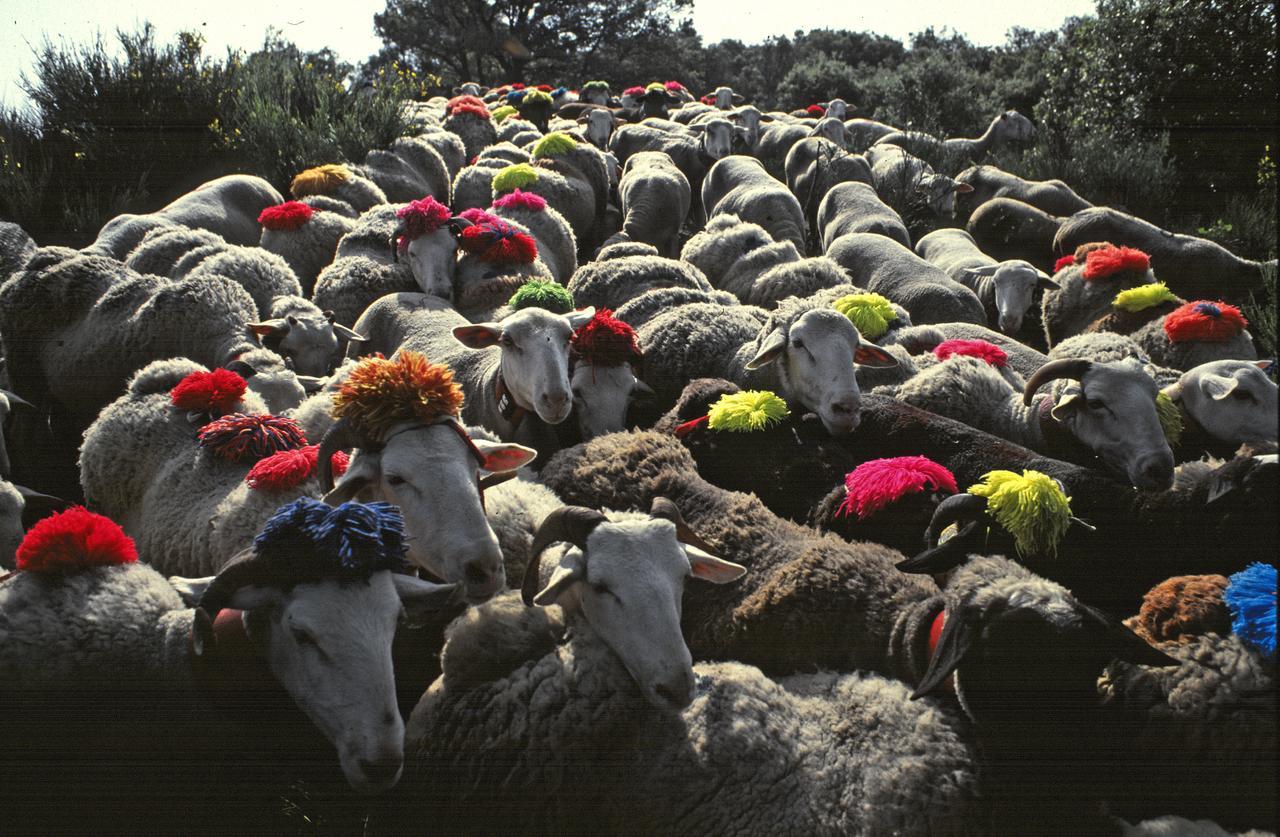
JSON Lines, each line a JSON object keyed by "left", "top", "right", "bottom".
{"left": 616, "top": 151, "right": 691, "bottom": 258}
{"left": 257, "top": 200, "right": 357, "bottom": 295}
{"left": 567, "top": 253, "right": 713, "bottom": 311}
{"left": 866, "top": 143, "right": 973, "bottom": 221}
{"left": 816, "top": 180, "right": 911, "bottom": 249}
{"left": 246, "top": 295, "right": 365, "bottom": 378}
{"left": 701, "top": 155, "right": 807, "bottom": 252}
{"left": 785, "top": 137, "right": 874, "bottom": 235}
{"left": 874, "top": 110, "right": 1037, "bottom": 171}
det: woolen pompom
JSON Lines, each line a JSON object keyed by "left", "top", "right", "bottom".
{"left": 491, "top": 105, "right": 518, "bottom": 123}
{"left": 832, "top": 293, "right": 897, "bottom": 341}
{"left": 664, "top": 81, "right": 685, "bottom": 92}
{"left": 1163, "top": 301, "right": 1248, "bottom": 343}
{"left": 1053, "top": 254, "right": 1077, "bottom": 273}
{"left": 969, "top": 469, "right": 1072, "bottom": 558}
{"left": 707, "top": 390, "right": 790, "bottom": 432}
{"left": 258, "top": 201, "right": 314, "bottom": 231}
{"left": 1082, "top": 245, "right": 1150, "bottom": 280}
{"left": 531, "top": 131, "right": 579, "bottom": 159}
{"left": 623, "top": 86, "right": 645, "bottom": 98}
{"left": 806, "top": 104, "right": 826, "bottom": 117}
{"left": 492, "top": 163, "right": 540, "bottom": 193}
{"left": 171, "top": 368, "right": 247, "bottom": 415}
{"left": 1131, "top": 574, "right": 1230, "bottom": 644}
{"left": 447, "top": 95, "right": 488, "bottom": 116}
{"left": 197, "top": 413, "right": 307, "bottom": 463}
{"left": 934, "top": 339, "right": 1008, "bottom": 368}
{"left": 509, "top": 280, "right": 575, "bottom": 313}
{"left": 332, "top": 351, "right": 464, "bottom": 440}
{"left": 839, "top": 456, "right": 957, "bottom": 520}
{"left": 290, "top": 164, "right": 351, "bottom": 198}
{"left": 397, "top": 196, "right": 452, "bottom": 242}
{"left": 1113, "top": 282, "right": 1180, "bottom": 312}
{"left": 458, "top": 208, "right": 501, "bottom": 227}
{"left": 15, "top": 506, "right": 138, "bottom": 573}
{"left": 254, "top": 498, "right": 410, "bottom": 580}
{"left": 458, "top": 220, "right": 538, "bottom": 264}
{"left": 1224, "top": 562, "right": 1276, "bottom": 658}
{"left": 245, "top": 445, "right": 350, "bottom": 491}
{"left": 492, "top": 189, "right": 547, "bottom": 212}
{"left": 1155, "top": 391, "right": 1184, "bottom": 445}
{"left": 571, "top": 308, "right": 641, "bottom": 367}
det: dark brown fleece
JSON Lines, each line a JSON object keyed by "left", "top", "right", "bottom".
{"left": 1128, "top": 574, "right": 1231, "bottom": 645}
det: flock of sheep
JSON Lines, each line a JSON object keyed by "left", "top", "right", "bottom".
{"left": 0, "top": 77, "right": 1276, "bottom": 836}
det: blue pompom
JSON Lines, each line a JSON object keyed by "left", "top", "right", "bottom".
{"left": 1224, "top": 562, "right": 1277, "bottom": 659}
{"left": 254, "top": 498, "right": 409, "bottom": 580}
{"left": 506, "top": 89, "right": 524, "bottom": 104}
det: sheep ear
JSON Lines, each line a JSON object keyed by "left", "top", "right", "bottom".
{"left": 565, "top": 307, "right": 597, "bottom": 329}
{"left": 393, "top": 575, "right": 459, "bottom": 618}
{"left": 911, "top": 611, "right": 974, "bottom": 699}
{"left": 1050, "top": 392, "right": 1082, "bottom": 421}
{"left": 322, "top": 454, "right": 379, "bottom": 505}
{"left": 532, "top": 552, "right": 585, "bottom": 606}
{"left": 169, "top": 576, "right": 213, "bottom": 606}
{"left": 855, "top": 344, "right": 898, "bottom": 368}
{"left": 1200, "top": 374, "right": 1239, "bottom": 400}
{"left": 953, "top": 183, "right": 973, "bottom": 194}
{"left": 732, "top": 93, "right": 744, "bottom": 103}
{"left": 297, "top": 375, "right": 326, "bottom": 393}
{"left": 1254, "top": 359, "right": 1274, "bottom": 371}
{"left": 962, "top": 265, "right": 1000, "bottom": 279}
{"left": 1079, "top": 602, "right": 1180, "bottom": 667}
{"left": 685, "top": 545, "right": 746, "bottom": 583}
{"left": 332, "top": 323, "right": 366, "bottom": 342}
{"left": 759, "top": 113, "right": 774, "bottom": 122}
{"left": 453, "top": 323, "right": 503, "bottom": 349}
{"left": 472, "top": 438, "right": 538, "bottom": 473}
{"left": 248, "top": 319, "right": 289, "bottom": 337}
{"left": 745, "top": 330, "right": 787, "bottom": 369}
{"left": 1037, "top": 274, "right": 1060, "bottom": 291}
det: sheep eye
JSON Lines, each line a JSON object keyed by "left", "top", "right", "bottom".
{"left": 1231, "top": 390, "right": 1254, "bottom": 401}
{"left": 387, "top": 474, "right": 407, "bottom": 486}
{"left": 591, "top": 582, "right": 621, "bottom": 603}
{"left": 1087, "top": 399, "right": 1106, "bottom": 411}
{"left": 791, "top": 339, "right": 804, "bottom": 350}
{"left": 292, "top": 628, "right": 317, "bottom": 647}
{"left": 500, "top": 335, "right": 516, "bottom": 349}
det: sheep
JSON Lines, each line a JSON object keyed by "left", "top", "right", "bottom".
{"left": 784, "top": 137, "right": 874, "bottom": 236}
{"left": 635, "top": 293, "right": 898, "bottom": 434}
{"left": 80, "top": 355, "right": 535, "bottom": 601}
{"left": 414, "top": 126, "right": 468, "bottom": 179}
{"left": 955, "top": 164, "right": 1092, "bottom": 221}
{"left": 349, "top": 293, "right": 595, "bottom": 453}
{"left": 571, "top": 106, "right": 622, "bottom": 150}
{"left": 311, "top": 205, "right": 419, "bottom": 327}
{"left": 123, "top": 224, "right": 225, "bottom": 277}
{"left": 0, "top": 504, "right": 460, "bottom": 800}
{"left": 290, "top": 163, "right": 387, "bottom": 213}
{"left": 967, "top": 197, "right": 1065, "bottom": 272}
{"left": 881, "top": 321, "right": 1050, "bottom": 378}
{"left": 502, "top": 134, "right": 610, "bottom": 255}
{"left": 1162, "top": 360, "right": 1277, "bottom": 458}
{"left": 889, "top": 353, "right": 1176, "bottom": 489}
{"left": 0, "top": 478, "right": 67, "bottom": 567}
{"left": 845, "top": 117, "right": 901, "bottom": 152}
{"left": 724, "top": 255, "right": 859, "bottom": 309}
{"left": 616, "top": 151, "right": 691, "bottom": 258}
{"left": 701, "top": 155, "right": 807, "bottom": 252}
{"left": 245, "top": 295, "right": 365, "bottom": 377}
{"left": 1041, "top": 244, "right": 1158, "bottom": 348}
{"left": 916, "top": 228, "right": 1059, "bottom": 335}
{"left": 357, "top": 136, "right": 452, "bottom": 203}
{"left": 0, "top": 220, "right": 36, "bottom": 281}
{"left": 83, "top": 175, "right": 285, "bottom": 258}
{"left": 560, "top": 309, "right": 654, "bottom": 443}
{"left": 450, "top": 218, "right": 556, "bottom": 323}
{"left": 613, "top": 286, "right": 741, "bottom": 329}
{"left": 442, "top": 98, "right": 498, "bottom": 158}
{"left": 608, "top": 120, "right": 736, "bottom": 213}
{"left": 874, "top": 110, "right": 1037, "bottom": 173}
{"left": 567, "top": 253, "right": 713, "bottom": 311}
{"left": 825, "top": 233, "right": 987, "bottom": 326}
{"left": 451, "top": 157, "right": 510, "bottom": 211}
{"left": 178, "top": 242, "right": 305, "bottom": 316}
{"left": 257, "top": 200, "right": 356, "bottom": 295}
{"left": 867, "top": 143, "right": 973, "bottom": 227}
{"left": 1129, "top": 301, "right": 1258, "bottom": 371}
{"left": 487, "top": 189, "right": 578, "bottom": 284}
{"left": 680, "top": 213, "right": 801, "bottom": 290}
{"left": 1054, "top": 206, "right": 1273, "bottom": 299}
{"left": 402, "top": 509, "right": 983, "bottom": 837}
{"left": 752, "top": 116, "right": 848, "bottom": 178}
{"left": 816, "top": 181, "right": 912, "bottom": 249}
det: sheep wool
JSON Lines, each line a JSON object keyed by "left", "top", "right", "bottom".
{"left": 1155, "top": 391, "right": 1184, "bottom": 445}
{"left": 197, "top": 413, "right": 307, "bottom": 463}
{"left": 934, "top": 339, "right": 1009, "bottom": 368}
{"left": 491, "top": 105, "right": 518, "bottom": 123}
{"left": 531, "top": 131, "right": 579, "bottom": 159}
{"left": 491, "top": 189, "right": 547, "bottom": 212}
{"left": 707, "top": 390, "right": 791, "bottom": 432}
{"left": 833, "top": 293, "right": 898, "bottom": 341}
{"left": 245, "top": 445, "right": 350, "bottom": 492}
{"left": 509, "top": 280, "right": 575, "bottom": 313}
{"left": 170, "top": 368, "right": 247, "bottom": 416}
{"left": 458, "top": 220, "right": 538, "bottom": 264}
{"left": 1082, "top": 245, "right": 1151, "bottom": 280}
{"left": 290, "top": 164, "right": 352, "bottom": 198}
{"left": 332, "top": 351, "right": 464, "bottom": 440}
{"left": 571, "top": 308, "right": 641, "bottom": 366}
{"left": 1163, "top": 301, "right": 1248, "bottom": 343}
{"left": 253, "top": 497, "right": 409, "bottom": 580}
{"left": 396, "top": 196, "right": 452, "bottom": 250}
{"left": 14, "top": 507, "right": 138, "bottom": 573}
{"left": 258, "top": 201, "right": 314, "bottom": 232}
{"left": 839, "top": 456, "right": 958, "bottom": 520}
{"left": 1114, "top": 282, "right": 1180, "bottom": 313}
{"left": 1223, "top": 562, "right": 1276, "bottom": 659}
{"left": 492, "top": 163, "right": 540, "bottom": 193}
{"left": 969, "top": 469, "right": 1072, "bottom": 558}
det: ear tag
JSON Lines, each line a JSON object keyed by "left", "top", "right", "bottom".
{"left": 938, "top": 522, "right": 960, "bottom": 545}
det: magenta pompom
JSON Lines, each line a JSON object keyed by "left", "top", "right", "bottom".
{"left": 839, "top": 456, "right": 958, "bottom": 520}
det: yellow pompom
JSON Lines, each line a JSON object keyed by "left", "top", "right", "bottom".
{"left": 707, "top": 390, "right": 791, "bottom": 432}
{"left": 1113, "top": 283, "right": 1181, "bottom": 312}
{"left": 969, "top": 469, "right": 1072, "bottom": 557}
{"left": 290, "top": 164, "right": 352, "bottom": 198}
{"left": 832, "top": 293, "right": 898, "bottom": 340}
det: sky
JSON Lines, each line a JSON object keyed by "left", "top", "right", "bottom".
{"left": 1, "top": 0, "right": 1097, "bottom": 109}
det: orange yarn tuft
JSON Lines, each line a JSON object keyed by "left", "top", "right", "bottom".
{"left": 332, "top": 352, "right": 465, "bottom": 440}
{"left": 290, "top": 164, "right": 352, "bottom": 198}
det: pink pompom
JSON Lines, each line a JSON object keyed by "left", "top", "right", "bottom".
{"left": 491, "top": 189, "right": 547, "bottom": 212}
{"left": 934, "top": 339, "right": 1008, "bottom": 368}
{"left": 839, "top": 456, "right": 958, "bottom": 520}
{"left": 245, "top": 445, "right": 349, "bottom": 491}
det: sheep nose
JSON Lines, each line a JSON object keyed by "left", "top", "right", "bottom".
{"left": 1134, "top": 453, "right": 1175, "bottom": 492}
{"left": 829, "top": 398, "right": 859, "bottom": 417}
{"left": 358, "top": 758, "right": 402, "bottom": 782}
{"left": 463, "top": 559, "right": 504, "bottom": 598}
{"left": 541, "top": 391, "right": 570, "bottom": 411}
{"left": 653, "top": 670, "right": 695, "bottom": 710}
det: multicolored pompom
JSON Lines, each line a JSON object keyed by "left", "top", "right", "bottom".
{"left": 197, "top": 413, "right": 307, "bottom": 463}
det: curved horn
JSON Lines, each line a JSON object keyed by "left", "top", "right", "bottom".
{"left": 1022, "top": 358, "right": 1092, "bottom": 406}
{"left": 448, "top": 216, "right": 474, "bottom": 234}
{"left": 390, "top": 222, "right": 407, "bottom": 262}
{"left": 316, "top": 417, "right": 365, "bottom": 492}
{"left": 649, "top": 496, "right": 721, "bottom": 557}
{"left": 924, "top": 493, "right": 988, "bottom": 549}
{"left": 520, "top": 506, "right": 607, "bottom": 606}
{"left": 197, "top": 548, "right": 274, "bottom": 618}
{"left": 1, "top": 388, "right": 34, "bottom": 410}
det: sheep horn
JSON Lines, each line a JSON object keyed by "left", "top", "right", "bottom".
{"left": 197, "top": 547, "right": 275, "bottom": 618}
{"left": 1, "top": 388, "right": 34, "bottom": 410}
{"left": 316, "top": 417, "right": 366, "bottom": 492}
{"left": 1022, "top": 358, "right": 1092, "bottom": 406}
{"left": 520, "top": 506, "right": 607, "bottom": 606}
{"left": 448, "top": 216, "right": 474, "bottom": 235}
{"left": 923, "top": 493, "right": 988, "bottom": 549}
{"left": 649, "top": 496, "right": 721, "bottom": 558}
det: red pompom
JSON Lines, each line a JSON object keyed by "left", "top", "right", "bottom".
{"left": 197, "top": 413, "right": 308, "bottom": 463}
{"left": 1164, "top": 301, "right": 1248, "bottom": 343}
{"left": 450, "top": 102, "right": 491, "bottom": 121}
{"left": 459, "top": 208, "right": 502, "bottom": 226}
{"left": 396, "top": 196, "right": 452, "bottom": 248}
{"left": 458, "top": 220, "right": 538, "bottom": 264}
{"left": 1053, "top": 254, "right": 1077, "bottom": 273}
{"left": 806, "top": 104, "right": 826, "bottom": 117}
{"left": 491, "top": 189, "right": 547, "bottom": 212}
{"left": 245, "top": 445, "right": 349, "bottom": 491}
{"left": 258, "top": 201, "right": 314, "bottom": 231}
{"left": 512, "top": 83, "right": 526, "bottom": 90}
{"left": 1082, "top": 245, "right": 1151, "bottom": 280}
{"left": 934, "top": 339, "right": 1008, "bottom": 368}
{"left": 623, "top": 86, "right": 646, "bottom": 98}
{"left": 16, "top": 507, "right": 138, "bottom": 573}
{"left": 571, "top": 308, "right": 642, "bottom": 368}
{"left": 700, "top": 94, "right": 716, "bottom": 105}
{"left": 171, "top": 368, "right": 247, "bottom": 415}
{"left": 446, "top": 95, "right": 488, "bottom": 115}
{"left": 536, "top": 84, "right": 553, "bottom": 92}
{"left": 665, "top": 81, "right": 685, "bottom": 92}
{"left": 839, "top": 456, "right": 958, "bottom": 520}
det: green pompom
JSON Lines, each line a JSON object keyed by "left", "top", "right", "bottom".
{"left": 645, "top": 82, "right": 665, "bottom": 92}
{"left": 707, "top": 390, "right": 791, "bottom": 432}
{"left": 1156, "top": 391, "right": 1184, "bottom": 445}
{"left": 492, "top": 105, "right": 518, "bottom": 123}
{"left": 532, "top": 131, "right": 579, "bottom": 159}
{"left": 508, "top": 280, "right": 574, "bottom": 313}
{"left": 832, "top": 293, "right": 898, "bottom": 341}
{"left": 523, "top": 89, "right": 553, "bottom": 106}
{"left": 492, "top": 163, "right": 540, "bottom": 193}
{"left": 969, "top": 469, "right": 1072, "bottom": 557}
{"left": 1113, "top": 282, "right": 1180, "bottom": 312}
{"left": 583, "top": 80, "right": 609, "bottom": 92}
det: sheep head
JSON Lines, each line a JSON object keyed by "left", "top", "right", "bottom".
{"left": 1165, "top": 359, "right": 1277, "bottom": 446}
{"left": 961, "top": 261, "right": 1058, "bottom": 335}
{"left": 248, "top": 305, "right": 365, "bottom": 377}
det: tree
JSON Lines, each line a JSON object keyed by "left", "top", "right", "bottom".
{"left": 373, "top": 0, "right": 691, "bottom": 87}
